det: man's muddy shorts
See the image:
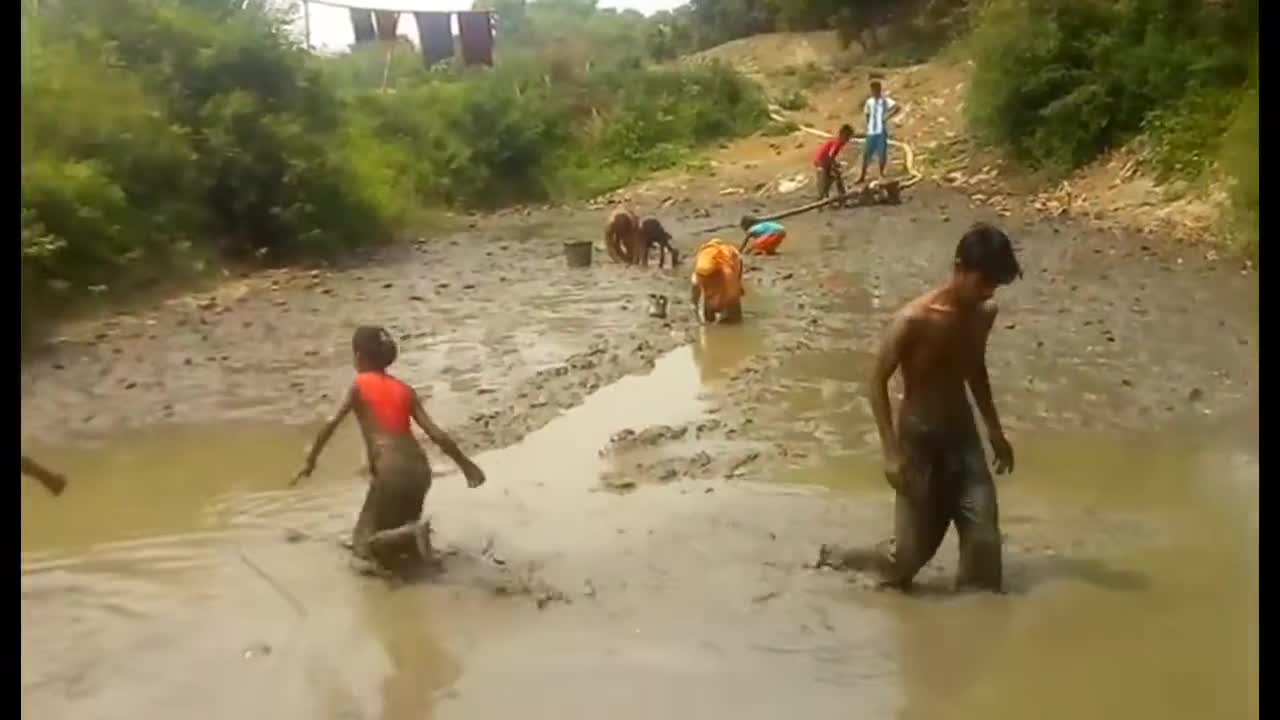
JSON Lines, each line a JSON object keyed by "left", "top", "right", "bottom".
{"left": 816, "top": 162, "right": 846, "bottom": 200}
{"left": 888, "top": 417, "right": 1002, "bottom": 591}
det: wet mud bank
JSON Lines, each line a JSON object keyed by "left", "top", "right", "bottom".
{"left": 22, "top": 183, "right": 1258, "bottom": 719}
{"left": 22, "top": 183, "right": 1257, "bottom": 447}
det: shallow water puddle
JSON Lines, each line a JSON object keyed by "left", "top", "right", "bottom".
{"left": 22, "top": 346, "right": 728, "bottom": 720}
{"left": 22, "top": 335, "right": 1257, "bottom": 720}
{"left": 789, "top": 418, "right": 1257, "bottom": 720}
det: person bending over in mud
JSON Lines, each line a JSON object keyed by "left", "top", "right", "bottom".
{"left": 814, "top": 124, "right": 855, "bottom": 210}
{"left": 869, "top": 223, "right": 1020, "bottom": 593}
{"left": 22, "top": 455, "right": 67, "bottom": 496}
{"left": 689, "top": 238, "right": 744, "bottom": 324}
{"left": 739, "top": 218, "right": 787, "bottom": 256}
{"left": 605, "top": 209, "right": 680, "bottom": 268}
{"left": 292, "top": 326, "right": 486, "bottom": 573}
{"left": 604, "top": 207, "right": 643, "bottom": 265}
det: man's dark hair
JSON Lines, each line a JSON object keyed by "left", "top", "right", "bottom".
{"left": 838, "top": 123, "right": 854, "bottom": 137}
{"left": 641, "top": 218, "right": 671, "bottom": 243}
{"left": 870, "top": 80, "right": 882, "bottom": 92}
{"left": 955, "top": 223, "right": 1021, "bottom": 285}
{"left": 352, "top": 325, "right": 398, "bottom": 370}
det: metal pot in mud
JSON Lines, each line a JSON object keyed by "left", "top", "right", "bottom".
{"left": 647, "top": 294, "right": 669, "bottom": 319}
{"left": 563, "top": 240, "right": 593, "bottom": 268}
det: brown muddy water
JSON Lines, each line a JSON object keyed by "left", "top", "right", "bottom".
{"left": 22, "top": 187, "right": 1257, "bottom": 719}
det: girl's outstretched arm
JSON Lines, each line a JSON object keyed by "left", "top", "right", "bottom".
{"left": 411, "top": 393, "right": 486, "bottom": 489}
{"left": 292, "top": 385, "right": 356, "bottom": 486}
{"left": 22, "top": 455, "right": 67, "bottom": 496}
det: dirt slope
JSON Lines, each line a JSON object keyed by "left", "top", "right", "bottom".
{"left": 670, "top": 31, "right": 1239, "bottom": 262}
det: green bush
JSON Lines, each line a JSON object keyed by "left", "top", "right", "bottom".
{"left": 22, "top": 21, "right": 201, "bottom": 324}
{"left": 332, "top": 53, "right": 767, "bottom": 205}
{"left": 968, "top": 0, "right": 1255, "bottom": 173}
{"left": 1221, "top": 53, "right": 1258, "bottom": 257}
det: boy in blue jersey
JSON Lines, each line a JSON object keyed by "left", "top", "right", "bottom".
{"left": 857, "top": 80, "right": 899, "bottom": 184}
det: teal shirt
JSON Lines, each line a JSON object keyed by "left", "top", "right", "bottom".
{"left": 747, "top": 221, "right": 784, "bottom": 237}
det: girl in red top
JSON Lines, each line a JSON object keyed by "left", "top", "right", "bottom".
{"left": 293, "top": 326, "right": 486, "bottom": 574}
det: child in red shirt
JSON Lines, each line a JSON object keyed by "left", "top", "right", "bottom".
{"left": 293, "top": 326, "right": 486, "bottom": 575}
{"left": 814, "top": 124, "right": 855, "bottom": 209}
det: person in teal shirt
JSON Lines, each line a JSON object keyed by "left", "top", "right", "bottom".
{"left": 739, "top": 219, "right": 787, "bottom": 255}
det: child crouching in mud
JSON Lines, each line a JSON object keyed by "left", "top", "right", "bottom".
{"left": 292, "top": 326, "right": 486, "bottom": 575}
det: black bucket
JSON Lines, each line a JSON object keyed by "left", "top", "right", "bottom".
{"left": 563, "top": 240, "right": 593, "bottom": 268}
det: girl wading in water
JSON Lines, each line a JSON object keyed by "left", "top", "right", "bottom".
{"left": 293, "top": 326, "right": 486, "bottom": 574}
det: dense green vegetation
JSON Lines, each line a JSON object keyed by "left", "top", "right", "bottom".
{"left": 966, "top": 0, "right": 1257, "bottom": 252}
{"left": 20, "top": 0, "right": 766, "bottom": 333}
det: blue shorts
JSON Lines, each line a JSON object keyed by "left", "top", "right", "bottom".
{"left": 864, "top": 133, "right": 889, "bottom": 163}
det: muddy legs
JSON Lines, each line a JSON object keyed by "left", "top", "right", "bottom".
{"left": 367, "top": 520, "right": 433, "bottom": 568}
{"left": 351, "top": 481, "right": 433, "bottom": 575}
{"left": 954, "top": 475, "right": 1002, "bottom": 592}
{"left": 883, "top": 490, "right": 950, "bottom": 590}
{"left": 876, "top": 477, "right": 1003, "bottom": 592}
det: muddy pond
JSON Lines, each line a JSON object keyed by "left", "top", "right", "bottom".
{"left": 22, "top": 187, "right": 1258, "bottom": 719}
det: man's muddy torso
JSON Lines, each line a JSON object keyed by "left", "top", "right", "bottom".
{"left": 895, "top": 291, "right": 996, "bottom": 435}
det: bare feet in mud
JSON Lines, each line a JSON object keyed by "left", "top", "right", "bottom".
{"left": 414, "top": 520, "right": 434, "bottom": 563}
{"left": 340, "top": 527, "right": 441, "bottom": 584}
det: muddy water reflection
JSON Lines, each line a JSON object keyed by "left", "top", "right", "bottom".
{"left": 22, "top": 421, "right": 465, "bottom": 720}
{"left": 868, "top": 429, "right": 1257, "bottom": 720}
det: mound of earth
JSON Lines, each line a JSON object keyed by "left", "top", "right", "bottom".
{"left": 673, "top": 30, "right": 1237, "bottom": 256}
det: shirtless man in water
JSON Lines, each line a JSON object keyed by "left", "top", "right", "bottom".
{"left": 869, "top": 223, "right": 1021, "bottom": 592}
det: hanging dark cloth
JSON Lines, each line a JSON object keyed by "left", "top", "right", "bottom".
{"left": 374, "top": 10, "right": 399, "bottom": 43}
{"left": 350, "top": 8, "right": 376, "bottom": 45}
{"left": 415, "top": 11, "right": 454, "bottom": 66}
{"left": 456, "top": 11, "right": 494, "bottom": 67}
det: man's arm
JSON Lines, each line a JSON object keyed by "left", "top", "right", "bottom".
{"left": 293, "top": 385, "right": 356, "bottom": 485}
{"left": 885, "top": 97, "right": 900, "bottom": 120}
{"left": 411, "top": 393, "right": 486, "bottom": 488}
{"left": 967, "top": 303, "right": 1014, "bottom": 473}
{"left": 22, "top": 456, "right": 67, "bottom": 496}
{"left": 870, "top": 311, "right": 915, "bottom": 479}
{"left": 689, "top": 280, "right": 703, "bottom": 322}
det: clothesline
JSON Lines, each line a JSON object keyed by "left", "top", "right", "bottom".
{"left": 299, "top": 0, "right": 495, "bottom": 68}
{"left": 304, "top": 0, "right": 492, "bottom": 12}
